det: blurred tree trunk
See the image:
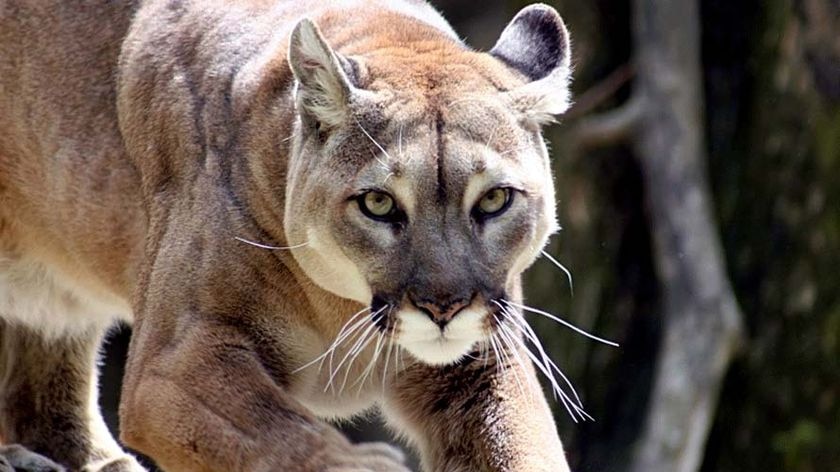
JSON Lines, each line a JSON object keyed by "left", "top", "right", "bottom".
{"left": 571, "top": 0, "right": 745, "bottom": 470}
{"left": 624, "top": 1, "right": 745, "bottom": 471}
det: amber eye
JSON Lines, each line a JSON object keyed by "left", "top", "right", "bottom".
{"left": 475, "top": 188, "right": 512, "bottom": 218}
{"left": 358, "top": 191, "right": 401, "bottom": 222}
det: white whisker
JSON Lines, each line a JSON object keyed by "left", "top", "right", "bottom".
{"left": 325, "top": 321, "right": 369, "bottom": 393}
{"left": 333, "top": 316, "right": 381, "bottom": 393}
{"left": 541, "top": 250, "right": 574, "bottom": 296}
{"left": 381, "top": 335, "right": 396, "bottom": 392}
{"left": 325, "top": 306, "right": 387, "bottom": 392}
{"left": 503, "top": 319, "right": 579, "bottom": 421}
{"left": 502, "top": 306, "right": 587, "bottom": 413}
{"left": 496, "top": 321, "right": 540, "bottom": 397}
{"left": 334, "top": 306, "right": 389, "bottom": 393}
{"left": 354, "top": 329, "right": 386, "bottom": 393}
{"left": 325, "top": 308, "right": 375, "bottom": 371}
{"left": 324, "top": 315, "right": 372, "bottom": 382}
{"left": 292, "top": 307, "right": 370, "bottom": 374}
{"left": 488, "top": 323, "right": 506, "bottom": 378}
{"left": 494, "top": 321, "right": 529, "bottom": 401}
{"left": 338, "top": 320, "right": 381, "bottom": 394}
{"left": 504, "top": 300, "right": 619, "bottom": 347}
{"left": 355, "top": 118, "right": 391, "bottom": 169}
{"left": 234, "top": 236, "right": 308, "bottom": 251}
{"left": 464, "top": 349, "right": 492, "bottom": 362}
{"left": 381, "top": 171, "right": 395, "bottom": 186}
{"left": 502, "top": 308, "right": 594, "bottom": 421}
{"left": 493, "top": 301, "right": 593, "bottom": 422}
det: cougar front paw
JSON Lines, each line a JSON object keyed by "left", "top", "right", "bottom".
{"left": 326, "top": 441, "right": 411, "bottom": 472}
{"left": 81, "top": 454, "right": 147, "bottom": 472}
{"left": 0, "top": 445, "right": 65, "bottom": 472}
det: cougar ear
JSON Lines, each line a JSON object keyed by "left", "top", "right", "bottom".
{"left": 288, "top": 19, "right": 356, "bottom": 129}
{"left": 491, "top": 4, "right": 572, "bottom": 123}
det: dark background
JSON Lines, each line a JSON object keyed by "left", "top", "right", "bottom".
{"left": 99, "top": 1, "right": 840, "bottom": 471}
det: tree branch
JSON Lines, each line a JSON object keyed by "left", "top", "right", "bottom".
{"left": 564, "top": 63, "right": 636, "bottom": 120}
{"left": 570, "top": 96, "right": 644, "bottom": 149}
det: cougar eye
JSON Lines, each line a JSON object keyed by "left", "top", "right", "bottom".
{"left": 474, "top": 187, "right": 513, "bottom": 218}
{"left": 358, "top": 191, "right": 401, "bottom": 222}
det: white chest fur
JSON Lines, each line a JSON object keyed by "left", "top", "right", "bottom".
{"left": 0, "top": 250, "right": 131, "bottom": 339}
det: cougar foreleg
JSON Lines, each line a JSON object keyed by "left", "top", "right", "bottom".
{"left": 0, "top": 321, "right": 145, "bottom": 472}
{"left": 119, "top": 318, "right": 409, "bottom": 472}
{"left": 384, "top": 345, "right": 571, "bottom": 472}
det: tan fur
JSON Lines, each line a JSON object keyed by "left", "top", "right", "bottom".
{"left": 1, "top": 1, "right": 572, "bottom": 470}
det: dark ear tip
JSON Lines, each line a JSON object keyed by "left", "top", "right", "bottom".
{"left": 512, "top": 4, "right": 568, "bottom": 43}
{"left": 491, "top": 4, "right": 570, "bottom": 82}
{"left": 518, "top": 3, "right": 560, "bottom": 15}
{"left": 515, "top": 3, "right": 563, "bottom": 20}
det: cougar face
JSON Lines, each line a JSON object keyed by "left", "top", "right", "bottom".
{"left": 284, "top": 9, "right": 568, "bottom": 365}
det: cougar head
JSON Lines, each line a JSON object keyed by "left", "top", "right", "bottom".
{"left": 284, "top": 4, "right": 571, "bottom": 365}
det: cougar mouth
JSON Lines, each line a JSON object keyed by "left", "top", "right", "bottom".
{"left": 374, "top": 293, "right": 492, "bottom": 366}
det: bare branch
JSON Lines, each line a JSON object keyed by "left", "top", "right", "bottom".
{"left": 564, "top": 63, "right": 635, "bottom": 120}
{"left": 570, "top": 96, "right": 644, "bottom": 149}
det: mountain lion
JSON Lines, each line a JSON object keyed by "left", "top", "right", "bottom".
{"left": 0, "top": 0, "right": 574, "bottom": 470}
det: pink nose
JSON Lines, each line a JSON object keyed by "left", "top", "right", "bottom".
{"left": 413, "top": 298, "right": 471, "bottom": 328}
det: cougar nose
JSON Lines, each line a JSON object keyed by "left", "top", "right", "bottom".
{"left": 411, "top": 295, "right": 472, "bottom": 329}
